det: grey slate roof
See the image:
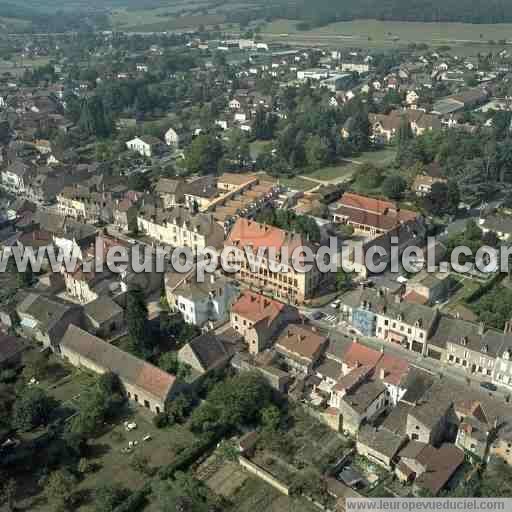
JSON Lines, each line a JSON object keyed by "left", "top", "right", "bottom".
{"left": 83, "top": 296, "right": 123, "bottom": 325}
{"left": 358, "top": 425, "right": 406, "bottom": 460}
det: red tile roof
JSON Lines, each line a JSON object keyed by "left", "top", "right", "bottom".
{"left": 226, "top": 218, "right": 306, "bottom": 254}
{"left": 340, "top": 193, "right": 395, "bottom": 215}
{"left": 336, "top": 193, "right": 418, "bottom": 232}
{"left": 340, "top": 341, "right": 409, "bottom": 387}
{"left": 231, "top": 291, "right": 285, "bottom": 326}
{"left": 342, "top": 341, "right": 383, "bottom": 370}
{"left": 375, "top": 353, "right": 410, "bottom": 386}
{"left": 403, "top": 291, "right": 428, "bottom": 305}
{"left": 276, "top": 324, "right": 327, "bottom": 363}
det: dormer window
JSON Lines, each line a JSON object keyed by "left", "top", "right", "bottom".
{"left": 415, "top": 319, "right": 422, "bottom": 328}
{"left": 482, "top": 344, "right": 488, "bottom": 354}
{"left": 461, "top": 336, "right": 468, "bottom": 346}
{"left": 397, "top": 313, "right": 403, "bottom": 322}
{"left": 504, "top": 350, "right": 511, "bottom": 361}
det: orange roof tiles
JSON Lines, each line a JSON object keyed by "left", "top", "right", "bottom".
{"left": 231, "top": 291, "right": 285, "bottom": 326}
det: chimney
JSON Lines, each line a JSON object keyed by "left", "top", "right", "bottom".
{"left": 311, "top": 326, "right": 317, "bottom": 332}
{"left": 210, "top": 274, "right": 215, "bottom": 284}
{"left": 478, "top": 322, "right": 485, "bottom": 335}
{"left": 379, "top": 368, "right": 387, "bottom": 380}
{"left": 395, "top": 294, "right": 402, "bottom": 304}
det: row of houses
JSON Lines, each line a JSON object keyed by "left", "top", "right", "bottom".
{"left": 339, "top": 286, "right": 512, "bottom": 390}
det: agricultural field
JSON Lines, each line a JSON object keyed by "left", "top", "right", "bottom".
{"left": 111, "top": 2, "right": 224, "bottom": 32}
{"left": 0, "top": 16, "right": 31, "bottom": 33}
{"left": 260, "top": 19, "right": 512, "bottom": 56}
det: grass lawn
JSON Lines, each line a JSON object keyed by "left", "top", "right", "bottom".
{"left": 350, "top": 148, "right": 397, "bottom": 166}
{"left": 250, "top": 140, "right": 272, "bottom": 160}
{"left": 444, "top": 274, "right": 481, "bottom": 306}
{"left": 260, "top": 19, "right": 512, "bottom": 55}
{"left": 13, "top": 56, "right": 51, "bottom": 68}
{"left": 277, "top": 176, "right": 317, "bottom": 191}
{"left": 304, "top": 161, "right": 358, "bottom": 182}
{"left": 26, "top": 408, "right": 198, "bottom": 512}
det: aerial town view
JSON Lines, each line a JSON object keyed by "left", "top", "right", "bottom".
{"left": 2, "top": 0, "right": 512, "bottom": 511}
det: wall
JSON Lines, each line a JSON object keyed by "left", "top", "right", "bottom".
{"left": 238, "top": 456, "right": 290, "bottom": 495}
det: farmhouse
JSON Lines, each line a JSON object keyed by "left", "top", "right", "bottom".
{"left": 60, "top": 325, "right": 178, "bottom": 414}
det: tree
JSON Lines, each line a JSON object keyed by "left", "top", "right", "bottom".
{"left": 16, "top": 265, "right": 34, "bottom": 288}
{"left": 336, "top": 268, "right": 353, "bottom": 291}
{"left": 77, "top": 458, "right": 90, "bottom": 475}
{"left": 12, "top": 387, "right": 54, "bottom": 431}
{"left": 126, "top": 286, "right": 150, "bottom": 354}
{"left": 397, "top": 116, "right": 413, "bottom": 146}
{"left": 305, "top": 135, "right": 329, "bottom": 169}
{"left": 382, "top": 175, "right": 407, "bottom": 200}
{"left": 261, "top": 405, "right": 281, "bottom": 432}
{"left": 1, "top": 479, "right": 16, "bottom": 512}
{"left": 154, "top": 472, "right": 211, "bottom": 512}
{"left": 130, "top": 453, "right": 152, "bottom": 476}
{"left": 191, "top": 372, "right": 272, "bottom": 434}
{"left": 22, "top": 350, "right": 50, "bottom": 381}
{"left": 348, "top": 108, "right": 370, "bottom": 152}
{"left": 185, "top": 133, "right": 223, "bottom": 175}
{"left": 354, "top": 163, "right": 384, "bottom": 190}
{"left": 95, "top": 485, "right": 130, "bottom": 512}
{"left": 43, "top": 471, "right": 77, "bottom": 512}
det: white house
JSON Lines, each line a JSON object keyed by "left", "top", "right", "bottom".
{"left": 406, "top": 90, "right": 419, "bottom": 106}
{"left": 1, "top": 161, "right": 33, "bottom": 195}
{"left": 164, "top": 128, "right": 179, "bottom": 148}
{"left": 166, "top": 270, "right": 238, "bottom": 328}
{"left": 126, "top": 136, "right": 163, "bottom": 158}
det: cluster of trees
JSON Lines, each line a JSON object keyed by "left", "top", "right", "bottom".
{"left": 254, "top": 89, "right": 371, "bottom": 176}
{"left": 234, "top": 0, "right": 512, "bottom": 28}
{"left": 190, "top": 372, "right": 272, "bottom": 436}
{"left": 397, "top": 127, "right": 512, "bottom": 206}
{"left": 256, "top": 209, "right": 321, "bottom": 242}
{"left": 0, "top": 2, "right": 110, "bottom": 33}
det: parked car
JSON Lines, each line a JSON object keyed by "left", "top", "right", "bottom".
{"left": 480, "top": 381, "right": 497, "bottom": 392}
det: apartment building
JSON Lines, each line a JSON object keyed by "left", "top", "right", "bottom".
{"left": 224, "top": 218, "right": 324, "bottom": 305}
{"left": 137, "top": 206, "right": 224, "bottom": 252}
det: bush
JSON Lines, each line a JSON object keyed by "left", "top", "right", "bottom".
{"left": 153, "top": 412, "right": 169, "bottom": 429}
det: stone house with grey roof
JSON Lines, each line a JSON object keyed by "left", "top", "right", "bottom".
{"left": 83, "top": 296, "right": 124, "bottom": 338}
{"left": 16, "top": 293, "right": 83, "bottom": 350}
{"left": 178, "top": 333, "right": 232, "bottom": 377}
{"left": 137, "top": 206, "right": 224, "bottom": 253}
{"left": 340, "top": 288, "right": 440, "bottom": 355}
{"left": 60, "top": 324, "right": 178, "bottom": 414}
{"left": 427, "top": 315, "right": 512, "bottom": 383}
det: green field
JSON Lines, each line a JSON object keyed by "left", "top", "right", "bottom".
{"left": 112, "top": 2, "right": 225, "bottom": 32}
{"left": 260, "top": 19, "right": 512, "bottom": 55}
{"left": 304, "top": 161, "right": 358, "bottom": 182}
{"left": 0, "top": 16, "right": 31, "bottom": 32}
